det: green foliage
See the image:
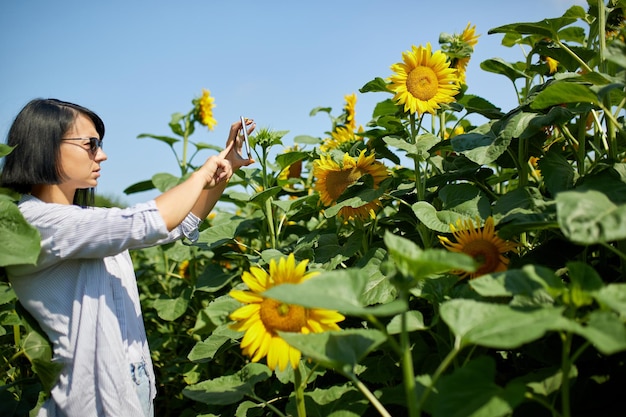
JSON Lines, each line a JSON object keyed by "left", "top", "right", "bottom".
{"left": 2, "top": 1, "right": 626, "bottom": 416}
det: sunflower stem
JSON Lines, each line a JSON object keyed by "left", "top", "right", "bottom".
{"left": 294, "top": 365, "right": 307, "bottom": 417}
{"left": 399, "top": 298, "right": 420, "bottom": 417}
{"left": 346, "top": 372, "right": 392, "bottom": 417}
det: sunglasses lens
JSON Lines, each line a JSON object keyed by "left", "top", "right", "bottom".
{"left": 90, "top": 138, "right": 101, "bottom": 153}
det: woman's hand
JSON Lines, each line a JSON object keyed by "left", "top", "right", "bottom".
{"left": 197, "top": 155, "right": 233, "bottom": 189}
{"left": 219, "top": 118, "right": 256, "bottom": 170}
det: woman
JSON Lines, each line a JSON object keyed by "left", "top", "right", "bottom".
{"left": 0, "top": 98, "right": 254, "bottom": 417}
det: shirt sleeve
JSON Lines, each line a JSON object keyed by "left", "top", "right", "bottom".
{"left": 19, "top": 197, "right": 201, "bottom": 263}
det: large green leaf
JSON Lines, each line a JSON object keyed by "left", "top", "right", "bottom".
{"left": 479, "top": 58, "right": 529, "bottom": 83}
{"left": 575, "top": 311, "right": 626, "bottom": 355}
{"left": 183, "top": 363, "right": 271, "bottom": 405}
{"left": 153, "top": 288, "right": 191, "bottom": 321}
{"left": 279, "top": 329, "right": 387, "bottom": 371}
{"left": 441, "top": 299, "right": 566, "bottom": 349}
{"left": 530, "top": 82, "right": 600, "bottom": 109}
{"left": 0, "top": 200, "right": 40, "bottom": 267}
{"left": 262, "top": 268, "right": 407, "bottom": 317}
{"left": 488, "top": 14, "right": 582, "bottom": 39}
{"left": 288, "top": 384, "right": 368, "bottom": 417}
{"left": 433, "top": 356, "right": 526, "bottom": 417}
{"left": 384, "top": 232, "right": 476, "bottom": 281}
{"left": 556, "top": 189, "right": 626, "bottom": 244}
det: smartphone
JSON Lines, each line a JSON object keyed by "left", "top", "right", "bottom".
{"left": 240, "top": 116, "right": 251, "bottom": 159}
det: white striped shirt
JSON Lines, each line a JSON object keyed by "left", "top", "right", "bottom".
{"left": 7, "top": 195, "right": 200, "bottom": 417}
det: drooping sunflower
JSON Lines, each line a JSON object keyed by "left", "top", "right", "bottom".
{"left": 313, "top": 150, "right": 389, "bottom": 220}
{"left": 344, "top": 93, "right": 357, "bottom": 131}
{"left": 453, "top": 23, "right": 480, "bottom": 83}
{"left": 320, "top": 125, "right": 364, "bottom": 153}
{"left": 229, "top": 254, "right": 345, "bottom": 371}
{"left": 438, "top": 216, "right": 519, "bottom": 279}
{"left": 388, "top": 42, "right": 460, "bottom": 116}
{"left": 194, "top": 88, "right": 217, "bottom": 130}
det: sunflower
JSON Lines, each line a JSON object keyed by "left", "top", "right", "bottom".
{"left": 438, "top": 216, "right": 519, "bottom": 279}
{"left": 344, "top": 93, "right": 357, "bottom": 131}
{"left": 195, "top": 88, "right": 217, "bottom": 130}
{"left": 460, "top": 22, "right": 479, "bottom": 48}
{"left": 388, "top": 43, "right": 460, "bottom": 116}
{"left": 229, "top": 254, "right": 345, "bottom": 371}
{"left": 320, "top": 125, "right": 364, "bottom": 153}
{"left": 313, "top": 150, "right": 388, "bottom": 220}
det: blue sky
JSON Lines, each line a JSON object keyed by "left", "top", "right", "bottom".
{"left": 1, "top": 0, "right": 585, "bottom": 205}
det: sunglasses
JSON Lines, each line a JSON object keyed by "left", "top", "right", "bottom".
{"left": 61, "top": 137, "right": 103, "bottom": 155}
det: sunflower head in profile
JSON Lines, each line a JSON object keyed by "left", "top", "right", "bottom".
{"left": 388, "top": 42, "right": 460, "bottom": 116}
{"left": 438, "top": 216, "right": 519, "bottom": 279}
{"left": 313, "top": 150, "right": 389, "bottom": 220}
{"left": 320, "top": 125, "right": 364, "bottom": 153}
{"left": 229, "top": 254, "right": 345, "bottom": 372}
{"left": 343, "top": 93, "right": 357, "bottom": 131}
{"left": 193, "top": 88, "right": 217, "bottom": 130}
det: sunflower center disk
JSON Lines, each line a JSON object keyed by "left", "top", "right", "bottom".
{"left": 463, "top": 239, "right": 501, "bottom": 275}
{"left": 326, "top": 170, "right": 360, "bottom": 201}
{"left": 406, "top": 66, "right": 439, "bottom": 101}
{"left": 259, "top": 298, "right": 308, "bottom": 333}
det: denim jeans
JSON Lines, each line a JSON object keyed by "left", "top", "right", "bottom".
{"left": 130, "top": 361, "right": 154, "bottom": 417}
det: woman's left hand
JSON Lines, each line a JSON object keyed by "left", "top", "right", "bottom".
{"left": 220, "top": 118, "right": 255, "bottom": 170}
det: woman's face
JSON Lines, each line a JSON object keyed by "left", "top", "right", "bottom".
{"left": 58, "top": 113, "right": 107, "bottom": 191}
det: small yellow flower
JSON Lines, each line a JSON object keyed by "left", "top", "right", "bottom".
{"left": 313, "top": 150, "right": 389, "bottom": 221}
{"left": 543, "top": 56, "right": 559, "bottom": 75}
{"left": 195, "top": 88, "right": 217, "bottom": 130}
{"left": 229, "top": 254, "right": 345, "bottom": 371}
{"left": 178, "top": 260, "right": 191, "bottom": 279}
{"left": 438, "top": 217, "right": 519, "bottom": 279}
{"left": 388, "top": 43, "right": 461, "bottom": 116}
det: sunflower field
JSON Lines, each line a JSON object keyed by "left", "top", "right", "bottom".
{"left": 2, "top": 1, "right": 626, "bottom": 416}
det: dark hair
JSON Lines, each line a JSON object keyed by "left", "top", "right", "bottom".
{"left": 0, "top": 98, "right": 105, "bottom": 206}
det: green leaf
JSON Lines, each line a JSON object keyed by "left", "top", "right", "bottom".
{"left": 433, "top": 356, "right": 526, "bottom": 417}
{"left": 530, "top": 82, "right": 600, "bottom": 109}
{"left": 248, "top": 186, "right": 282, "bottom": 207}
{"left": 359, "top": 77, "right": 391, "bottom": 93}
{"left": 574, "top": 311, "right": 626, "bottom": 355}
{"left": 592, "top": 283, "right": 626, "bottom": 319}
{"left": 384, "top": 133, "right": 439, "bottom": 159}
{"left": 0, "top": 200, "right": 40, "bottom": 267}
{"left": 183, "top": 363, "right": 271, "bottom": 405}
{"left": 556, "top": 190, "right": 626, "bottom": 244}
{"left": 488, "top": 16, "right": 580, "bottom": 39}
{"left": 479, "top": 58, "right": 529, "bottom": 83}
{"left": 188, "top": 324, "right": 237, "bottom": 362}
{"left": 384, "top": 232, "right": 476, "bottom": 281}
{"left": 153, "top": 288, "right": 191, "bottom": 321}
{"left": 441, "top": 299, "right": 566, "bottom": 349}
{"left": 451, "top": 127, "right": 510, "bottom": 165}
{"left": 289, "top": 384, "right": 368, "bottom": 417}
{"left": 123, "top": 179, "right": 156, "bottom": 195}
{"left": 196, "top": 264, "right": 237, "bottom": 293}
{"left": 538, "top": 150, "right": 577, "bottom": 195}
{"left": 279, "top": 329, "right": 387, "bottom": 371}
{"left": 137, "top": 133, "right": 180, "bottom": 146}
{"left": 262, "top": 268, "right": 406, "bottom": 316}
{"left": 152, "top": 172, "right": 181, "bottom": 192}
{"left": 22, "top": 330, "right": 63, "bottom": 392}
{"left": 0, "top": 143, "right": 15, "bottom": 157}
{"left": 275, "top": 151, "right": 308, "bottom": 170}
{"left": 412, "top": 201, "right": 463, "bottom": 233}
{"left": 457, "top": 94, "right": 504, "bottom": 120}
{"left": 386, "top": 310, "right": 427, "bottom": 334}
